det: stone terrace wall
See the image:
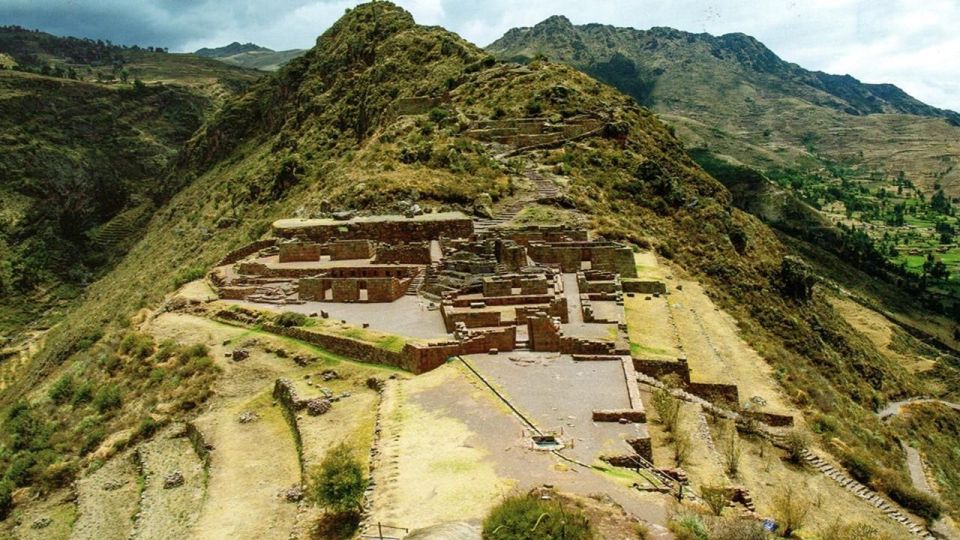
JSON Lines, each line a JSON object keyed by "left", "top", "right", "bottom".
{"left": 279, "top": 242, "right": 321, "bottom": 263}
{"left": 216, "top": 239, "right": 277, "bottom": 266}
{"left": 329, "top": 240, "right": 375, "bottom": 261}
{"left": 236, "top": 262, "right": 322, "bottom": 279}
{"left": 275, "top": 216, "right": 473, "bottom": 243}
{"left": 623, "top": 280, "right": 667, "bottom": 295}
{"left": 262, "top": 324, "right": 511, "bottom": 375}
{"left": 374, "top": 242, "right": 432, "bottom": 264}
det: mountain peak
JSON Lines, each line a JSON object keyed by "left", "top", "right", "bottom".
{"left": 195, "top": 41, "right": 271, "bottom": 57}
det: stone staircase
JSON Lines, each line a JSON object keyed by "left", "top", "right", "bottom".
{"left": 638, "top": 374, "right": 936, "bottom": 539}
{"left": 405, "top": 268, "right": 425, "bottom": 296}
{"left": 762, "top": 435, "right": 936, "bottom": 539}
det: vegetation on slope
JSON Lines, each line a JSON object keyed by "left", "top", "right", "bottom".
{"left": 195, "top": 41, "right": 306, "bottom": 72}
{"left": 487, "top": 16, "right": 960, "bottom": 309}
{"left": 0, "top": 70, "right": 209, "bottom": 336}
{"left": 2, "top": 0, "right": 959, "bottom": 526}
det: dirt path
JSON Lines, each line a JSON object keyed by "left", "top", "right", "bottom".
{"left": 878, "top": 398, "right": 960, "bottom": 419}
{"left": 70, "top": 450, "right": 139, "bottom": 540}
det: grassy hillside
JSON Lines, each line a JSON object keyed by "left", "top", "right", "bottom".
{"left": 488, "top": 16, "right": 960, "bottom": 315}
{"left": 2, "top": 0, "right": 960, "bottom": 528}
{"left": 0, "top": 25, "right": 262, "bottom": 100}
{"left": 0, "top": 27, "right": 264, "bottom": 341}
{"left": 0, "top": 71, "right": 214, "bottom": 338}
{"left": 195, "top": 41, "right": 306, "bottom": 71}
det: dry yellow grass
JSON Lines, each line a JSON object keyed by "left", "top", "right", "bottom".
{"left": 829, "top": 295, "right": 937, "bottom": 373}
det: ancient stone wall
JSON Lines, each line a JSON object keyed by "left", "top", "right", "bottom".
{"left": 442, "top": 309, "right": 503, "bottom": 332}
{"left": 329, "top": 239, "right": 375, "bottom": 261}
{"left": 374, "top": 242, "right": 432, "bottom": 264}
{"left": 216, "top": 239, "right": 277, "bottom": 267}
{"left": 560, "top": 337, "right": 619, "bottom": 356}
{"left": 366, "top": 278, "right": 406, "bottom": 302}
{"left": 219, "top": 286, "right": 258, "bottom": 300}
{"left": 592, "top": 409, "right": 646, "bottom": 423}
{"left": 331, "top": 279, "right": 359, "bottom": 302}
{"left": 274, "top": 214, "right": 473, "bottom": 243}
{"left": 528, "top": 315, "right": 561, "bottom": 351}
{"left": 298, "top": 278, "right": 328, "bottom": 301}
{"left": 622, "top": 280, "right": 667, "bottom": 294}
{"left": 325, "top": 266, "right": 418, "bottom": 279}
{"left": 518, "top": 277, "right": 549, "bottom": 295}
{"left": 279, "top": 242, "right": 322, "bottom": 263}
{"left": 236, "top": 262, "right": 322, "bottom": 279}
{"left": 482, "top": 278, "right": 513, "bottom": 297}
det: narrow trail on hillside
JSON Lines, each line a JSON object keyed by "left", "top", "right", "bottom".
{"left": 877, "top": 398, "right": 960, "bottom": 419}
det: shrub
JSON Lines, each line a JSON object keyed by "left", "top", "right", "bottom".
{"left": 120, "top": 332, "right": 154, "bottom": 359}
{"left": 80, "top": 428, "right": 106, "bottom": 455}
{"left": 49, "top": 374, "right": 75, "bottom": 404}
{"left": 94, "top": 385, "right": 122, "bottom": 413}
{"left": 652, "top": 388, "right": 681, "bottom": 432}
{"left": 710, "top": 518, "right": 767, "bottom": 540}
{"left": 428, "top": 107, "right": 448, "bottom": 123}
{"left": 314, "top": 443, "right": 366, "bottom": 514}
{"left": 875, "top": 471, "right": 943, "bottom": 522}
{"left": 179, "top": 343, "right": 210, "bottom": 362}
{"left": 782, "top": 429, "right": 809, "bottom": 464}
{"left": 0, "top": 480, "right": 13, "bottom": 520}
{"left": 525, "top": 99, "right": 544, "bottom": 116}
{"left": 276, "top": 311, "right": 308, "bottom": 328}
{"left": 72, "top": 382, "right": 94, "bottom": 406}
{"left": 136, "top": 417, "right": 159, "bottom": 439}
{"left": 839, "top": 449, "right": 876, "bottom": 484}
{"left": 700, "top": 484, "right": 730, "bottom": 516}
{"left": 673, "top": 426, "right": 693, "bottom": 466}
{"left": 719, "top": 420, "right": 742, "bottom": 476}
{"left": 173, "top": 266, "right": 205, "bottom": 288}
{"left": 483, "top": 494, "right": 594, "bottom": 540}
{"left": 772, "top": 485, "right": 810, "bottom": 537}
{"left": 669, "top": 514, "right": 708, "bottom": 540}
{"left": 820, "top": 519, "right": 892, "bottom": 540}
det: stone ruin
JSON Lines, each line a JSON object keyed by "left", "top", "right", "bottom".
{"left": 209, "top": 214, "right": 655, "bottom": 464}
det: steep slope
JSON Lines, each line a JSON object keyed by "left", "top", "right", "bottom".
{"left": 195, "top": 42, "right": 306, "bottom": 71}
{"left": 0, "top": 25, "right": 262, "bottom": 100}
{"left": 0, "top": 28, "right": 261, "bottom": 343}
{"left": 2, "top": 1, "right": 959, "bottom": 532}
{"left": 488, "top": 16, "right": 960, "bottom": 313}
{"left": 0, "top": 70, "right": 210, "bottom": 337}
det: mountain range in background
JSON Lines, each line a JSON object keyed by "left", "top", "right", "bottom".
{"left": 194, "top": 41, "right": 305, "bottom": 71}
{"left": 0, "top": 5, "right": 959, "bottom": 535}
{"left": 488, "top": 15, "right": 960, "bottom": 298}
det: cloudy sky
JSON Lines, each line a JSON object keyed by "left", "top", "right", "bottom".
{"left": 4, "top": 0, "right": 959, "bottom": 111}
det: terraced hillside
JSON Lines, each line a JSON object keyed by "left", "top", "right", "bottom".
{"left": 488, "top": 15, "right": 960, "bottom": 320}
{"left": 0, "top": 29, "right": 263, "bottom": 344}
{"left": 1, "top": 2, "right": 960, "bottom": 538}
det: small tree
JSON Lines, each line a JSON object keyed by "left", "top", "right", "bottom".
{"left": 773, "top": 485, "right": 810, "bottom": 537}
{"left": 483, "top": 494, "right": 593, "bottom": 540}
{"left": 700, "top": 484, "right": 729, "bottom": 516}
{"left": 783, "top": 429, "right": 809, "bottom": 465}
{"left": 314, "top": 443, "right": 366, "bottom": 514}
{"left": 0, "top": 479, "right": 13, "bottom": 520}
{"left": 652, "top": 388, "right": 681, "bottom": 433}
{"left": 719, "top": 420, "right": 742, "bottom": 477}
{"left": 673, "top": 425, "right": 692, "bottom": 467}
